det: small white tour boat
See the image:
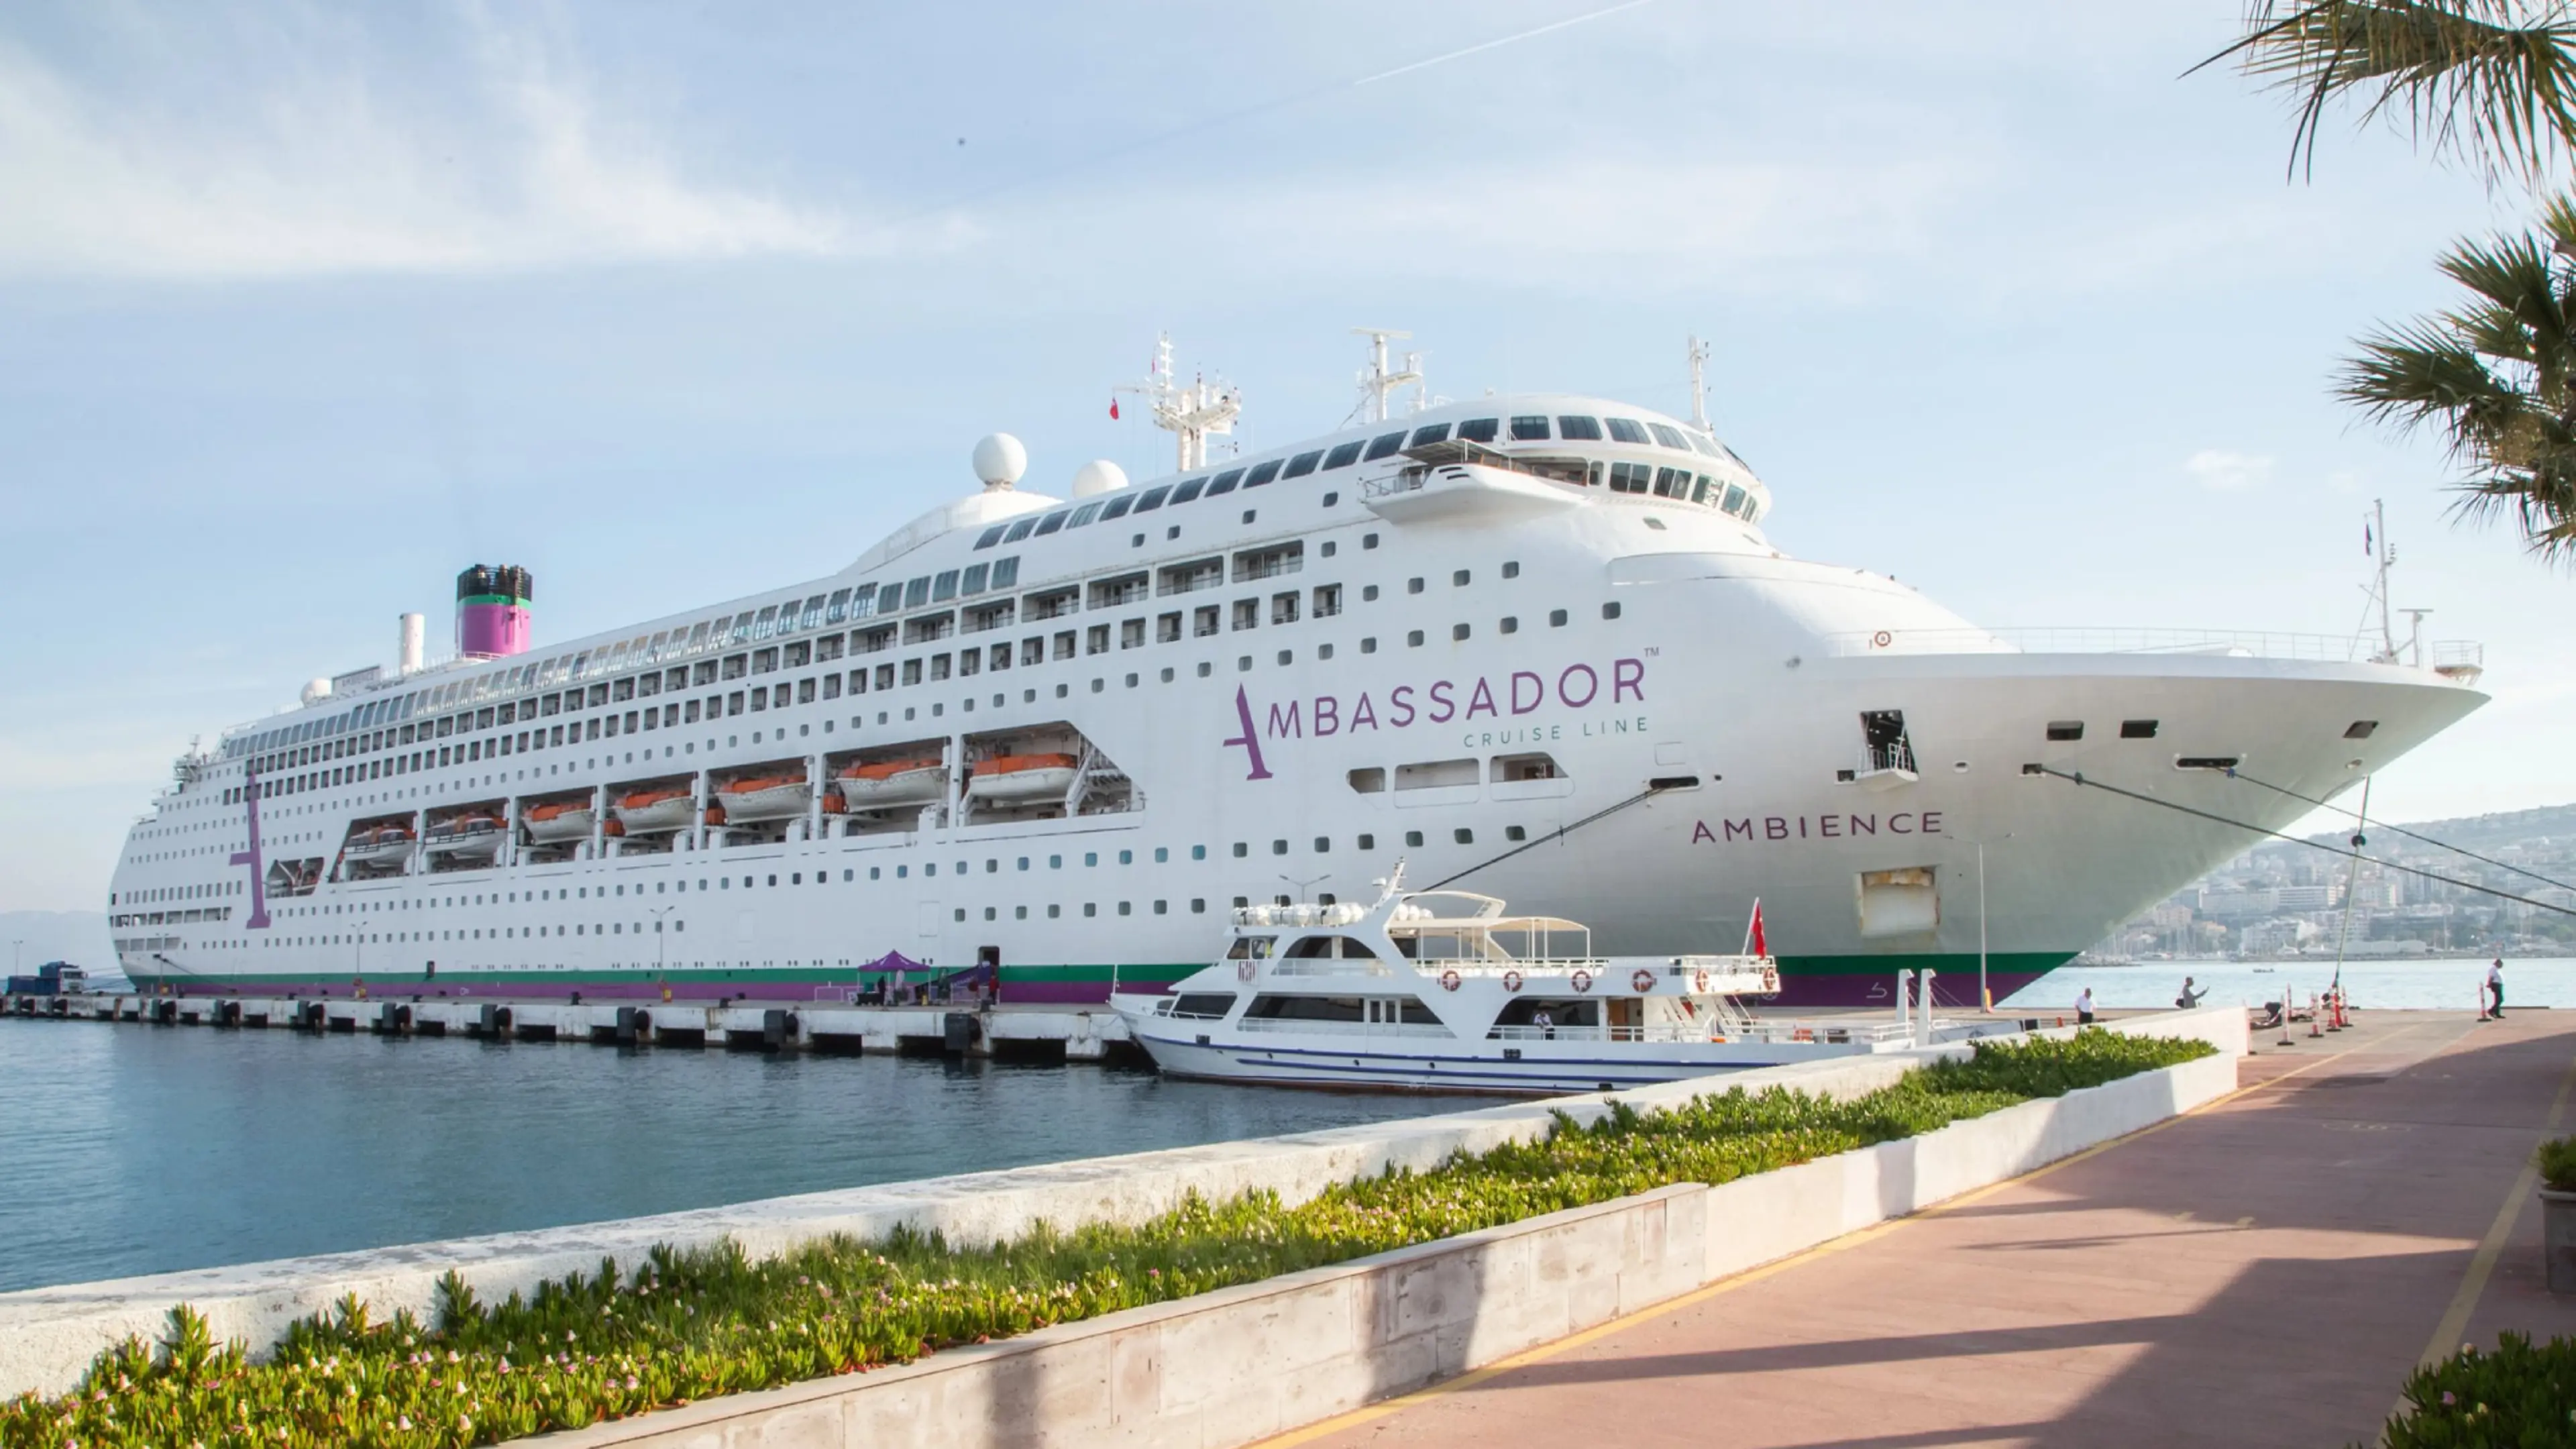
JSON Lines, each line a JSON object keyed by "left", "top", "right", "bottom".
{"left": 423, "top": 814, "right": 506, "bottom": 862}
{"left": 837, "top": 758, "right": 947, "bottom": 810}
{"left": 521, "top": 800, "right": 595, "bottom": 844}
{"left": 714, "top": 774, "right": 812, "bottom": 823}
{"left": 965, "top": 753, "right": 1079, "bottom": 803}
{"left": 614, "top": 787, "right": 696, "bottom": 835}
{"left": 1113, "top": 867, "right": 2013, "bottom": 1094}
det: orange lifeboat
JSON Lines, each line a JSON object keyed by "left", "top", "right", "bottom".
{"left": 614, "top": 786, "right": 696, "bottom": 835}
{"left": 521, "top": 798, "right": 595, "bottom": 844}
{"left": 714, "top": 773, "right": 813, "bottom": 823}
{"left": 837, "top": 757, "right": 947, "bottom": 808}
{"left": 965, "top": 752, "right": 1080, "bottom": 803}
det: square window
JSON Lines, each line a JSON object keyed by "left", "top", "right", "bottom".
{"left": 1361, "top": 637, "right": 1377, "bottom": 654}
{"left": 1407, "top": 630, "right": 1424, "bottom": 647}
{"left": 1550, "top": 608, "right": 1568, "bottom": 627}
{"left": 1233, "top": 842, "right": 1249, "bottom": 857}
{"left": 1502, "top": 561, "right": 1519, "bottom": 579}
{"left": 1271, "top": 839, "right": 1289, "bottom": 855}
{"left": 1313, "top": 836, "right": 1330, "bottom": 852}
{"left": 1454, "top": 828, "right": 1474, "bottom": 845}
{"left": 1404, "top": 830, "right": 1424, "bottom": 847}
{"left": 1357, "top": 833, "right": 1375, "bottom": 851}
{"left": 1452, "top": 623, "right": 1470, "bottom": 641}
{"left": 1601, "top": 601, "right": 1621, "bottom": 620}
{"left": 1500, "top": 616, "right": 1518, "bottom": 634}
{"left": 1505, "top": 825, "right": 1527, "bottom": 842}
{"left": 1453, "top": 570, "right": 1470, "bottom": 586}
{"left": 1049, "top": 904, "right": 1061, "bottom": 918}
{"left": 1083, "top": 902, "right": 1097, "bottom": 918}
{"left": 1407, "top": 577, "right": 1425, "bottom": 594}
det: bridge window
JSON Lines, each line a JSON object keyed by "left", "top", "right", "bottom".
{"left": 1558, "top": 416, "right": 1603, "bottom": 441}
{"left": 1509, "top": 415, "right": 1550, "bottom": 441}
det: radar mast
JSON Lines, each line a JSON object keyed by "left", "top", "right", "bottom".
{"left": 1116, "top": 333, "right": 1240, "bottom": 471}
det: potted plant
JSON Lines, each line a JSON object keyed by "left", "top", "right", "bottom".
{"left": 2538, "top": 1137, "right": 2576, "bottom": 1293}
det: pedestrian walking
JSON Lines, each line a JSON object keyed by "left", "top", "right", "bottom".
{"left": 2489, "top": 958, "right": 2506, "bottom": 1019}
{"left": 2076, "top": 986, "right": 2096, "bottom": 1026}
{"left": 2175, "top": 976, "right": 2206, "bottom": 1009}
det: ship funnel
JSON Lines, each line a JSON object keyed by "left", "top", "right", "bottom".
{"left": 456, "top": 565, "right": 533, "bottom": 660}
{"left": 398, "top": 612, "right": 425, "bottom": 674}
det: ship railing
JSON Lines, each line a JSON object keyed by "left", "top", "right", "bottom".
{"left": 1485, "top": 1019, "right": 1918, "bottom": 1045}
{"left": 1234, "top": 1018, "right": 1456, "bottom": 1040}
{"left": 1263, "top": 959, "right": 1400, "bottom": 978}
{"left": 1816, "top": 627, "right": 2463, "bottom": 663}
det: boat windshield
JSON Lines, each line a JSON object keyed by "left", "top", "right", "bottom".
{"left": 1391, "top": 915, "right": 1591, "bottom": 965}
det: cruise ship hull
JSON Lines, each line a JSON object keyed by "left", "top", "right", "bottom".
{"left": 106, "top": 391, "right": 2487, "bottom": 1012}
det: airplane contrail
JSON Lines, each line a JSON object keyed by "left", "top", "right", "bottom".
{"left": 890, "top": 0, "right": 1671, "bottom": 226}
{"left": 1352, "top": 0, "right": 1664, "bottom": 88}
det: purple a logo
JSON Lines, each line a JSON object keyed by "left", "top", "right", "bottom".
{"left": 233, "top": 768, "right": 273, "bottom": 930}
{"left": 1224, "top": 686, "right": 1273, "bottom": 782}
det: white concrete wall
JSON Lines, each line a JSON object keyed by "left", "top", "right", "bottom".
{"left": 0, "top": 1005, "right": 2246, "bottom": 1401}
{"left": 531, "top": 1051, "right": 2239, "bottom": 1448}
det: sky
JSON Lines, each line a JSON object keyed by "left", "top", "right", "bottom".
{"left": 2, "top": 0, "right": 2569, "bottom": 914}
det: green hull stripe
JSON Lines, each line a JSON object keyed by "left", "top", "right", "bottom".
{"left": 457, "top": 594, "right": 530, "bottom": 608}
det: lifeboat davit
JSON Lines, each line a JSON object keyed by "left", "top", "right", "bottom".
{"left": 343, "top": 824, "right": 416, "bottom": 865}
{"left": 521, "top": 799, "right": 596, "bottom": 844}
{"left": 615, "top": 786, "right": 696, "bottom": 835}
{"left": 715, "top": 774, "right": 813, "bottom": 823}
{"left": 423, "top": 814, "right": 506, "bottom": 861}
{"left": 837, "top": 757, "right": 947, "bottom": 809}
{"left": 965, "top": 753, "right": 1080, "bottom": 803}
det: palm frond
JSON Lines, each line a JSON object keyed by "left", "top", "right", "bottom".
{"left": 2200, "top": 1, "right": 2576, "bottom": 182}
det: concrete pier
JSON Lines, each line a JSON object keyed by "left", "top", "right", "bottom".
{"left": 2, "top": 991, "right": 1132, "bottom": 1061}
{"left": 1261, "top": 1010, "right": 2576, "bottom": 1449}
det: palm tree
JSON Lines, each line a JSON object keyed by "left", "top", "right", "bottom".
{"left": 2206, "top": 1, "right": 2576, "bottom": 182}
{"left": 2204, "top": 4, "right": 2576, "bottom": 555}
{"left": 2339, "top": 197, "right": 2576, "bottom": 559}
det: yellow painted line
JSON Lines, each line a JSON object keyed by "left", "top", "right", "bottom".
{"left": 2416, "top": 1040, "right": 2576, "bottom": 1367}
{"left": 1253, "top": 1036, "right": 2386, "bottom": 1449}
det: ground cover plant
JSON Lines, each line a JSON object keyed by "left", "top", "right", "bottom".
{"left": 0, "top": 1030, "right": 2212, "bottom": 1449}
{"left": 2377, "top": 1332, "right": 2576, "bottom": 1448}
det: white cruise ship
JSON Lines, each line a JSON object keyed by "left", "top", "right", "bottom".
{"left": 105, "top": 337, "right": 2487, "bottom": 1007}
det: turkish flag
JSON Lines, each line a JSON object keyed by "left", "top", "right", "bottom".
{"left": 1749, "top": 901, "right": 1768, "bottom": 958}
{"left": 1110, "top": 398, "right": 1120, "bottom": 420}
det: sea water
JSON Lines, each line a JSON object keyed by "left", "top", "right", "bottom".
{"left": 0, "top": 1023, "right": 1487, "bottom": 1294}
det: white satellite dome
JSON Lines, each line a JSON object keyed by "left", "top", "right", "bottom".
{"left": 301, "top": 678, "right": 332, "bottom": 706}
{"left": 972, "top": 433, "right": 1028, "bottom": 490}
{"left": 1071, "top": 460, "right": 1129, "bottom": 498}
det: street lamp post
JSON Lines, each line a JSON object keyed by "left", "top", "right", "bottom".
{"left": 1949, "top": 835, "right": 2012, "bottom": 1014}
{"left": 1278, "top": 872, "right": 1332, "bottom": 904}
{"left": 649, "top": 906, "right": 674, "bottom": 1001}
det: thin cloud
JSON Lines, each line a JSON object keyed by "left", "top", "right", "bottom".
{"left": 0, "top": 19, "right": 867, "bottom": 280}
{"left": 2186, "top": 449, "right": 2273, "bottom": 491}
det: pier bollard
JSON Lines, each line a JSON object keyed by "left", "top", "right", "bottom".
{"left": 2310, "top": 994, "right": 2323, "bottom": 1038}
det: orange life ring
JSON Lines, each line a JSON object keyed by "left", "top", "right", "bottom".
{"left": 1440, "top": 969, "right": 1461, "bottom": 992}
{"left": 1572, "top": 969, "right": 1593, "bottom": 994}
{"left": 1631, "top": 968, "right": 1655, "bottom": 994}
{"left": 1872, "top": 630, "right": 1892, "bottom": 648}
{"left": 1501, "top": 970, "right": 1523, "bottom": 994}
{"left": 1693, "top": 968, "right": 1710, "bottom": 993}
{"left": 1793, "top": 1026, "right": 1814, "bottom": 1042}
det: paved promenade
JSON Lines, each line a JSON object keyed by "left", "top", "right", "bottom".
{"left": 1270, "top": 1011, "right": 2576, "bottom": 1449}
